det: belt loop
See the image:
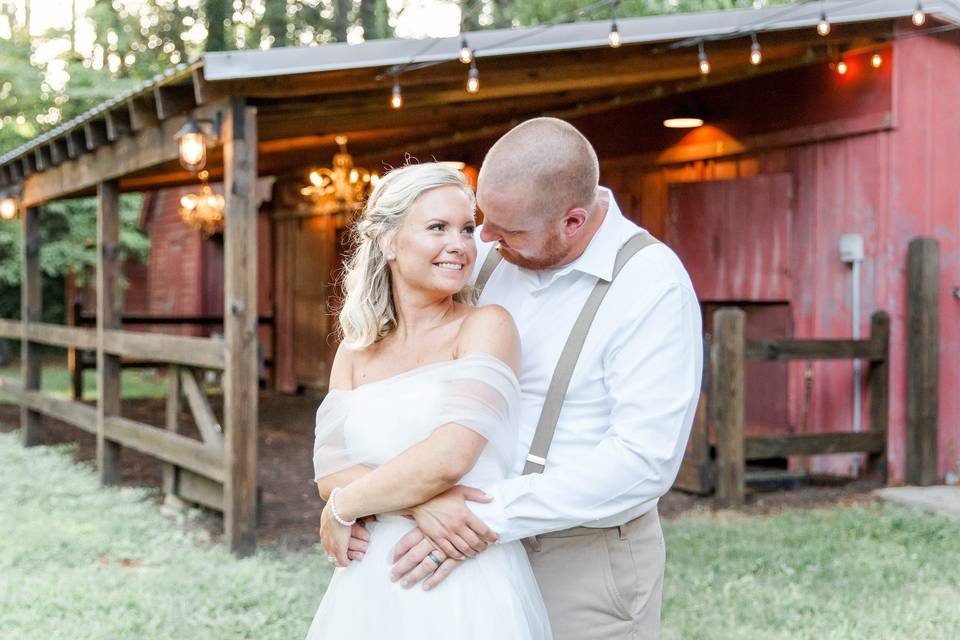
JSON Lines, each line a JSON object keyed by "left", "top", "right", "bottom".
{"left": 526, "top": 535, "right": 542, "bottom": 552}
{"left": 617, "top": 524, "right": 627, "bottom": 541}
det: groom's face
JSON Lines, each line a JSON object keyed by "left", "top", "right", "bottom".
{"left": 477, "top": 189, "right": 569, "bottom": 270}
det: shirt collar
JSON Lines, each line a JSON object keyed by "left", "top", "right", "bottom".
{"left": 527, "top": 187, "right": 642, "bottom": 288}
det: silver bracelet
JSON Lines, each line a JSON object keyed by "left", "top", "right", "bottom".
{"left": 328, "top": 487, "right": 357, "bottom": 527}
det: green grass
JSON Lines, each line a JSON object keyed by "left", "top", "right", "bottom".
{"left": 0, "top": 431, "right": 331, "bottom": 640}
{"left": 0, "top": 361, "right": 167, "bottom": 402}
{"left": 1, "top": 428, "right": 958, "bottom": 639}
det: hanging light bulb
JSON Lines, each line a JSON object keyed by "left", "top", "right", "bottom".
{"left": 818, "top": 10, "right": 831, "bottom": 36}
{"left": 390, "top": 74, "right": 402, "bottom": 109}
{"left": 0, "top": 196, "right": 17, "bottom": 220}
{"left": 609, "top": 19, "right": 621, "bottom": 48}
{"left": 871, "top": 50, "right": 883, "bottom": 68}
{"left": 698, "top": 41, "right": 710, "bottom": 75}
{"left": 459, "top": 37, "right": 474, "bottom": 64}
{"left": 750, "top": 32, "right": 762, "bottom": 65}
{"left": 836, "top": 60, "right": 848, "bottom": 75}
{"left": 608, "top": 0, "right": 621, "bottom": 48}
{"left": 466, "top": 60, "right": 480, "bottom": 93}
{"left": 912, "top": 1, "right": 926, "bottom": 26}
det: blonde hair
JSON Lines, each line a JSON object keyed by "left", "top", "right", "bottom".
{"left": 338, "top": 163, "right": 476, "bottom": 349}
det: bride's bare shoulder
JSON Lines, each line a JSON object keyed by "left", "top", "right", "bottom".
{"left": 456, "top": 304, "right": 520, "bottom": 375}
{"left": 329, "top": 343, "right": 357, "bottom": 390}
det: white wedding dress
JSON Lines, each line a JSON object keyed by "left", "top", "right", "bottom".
{"left": 305, "top": 352, "right": 552, "bottom": 639}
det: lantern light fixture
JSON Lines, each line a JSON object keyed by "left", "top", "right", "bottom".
{"left": 174, "top": 112, "right": 221, "bottom": 174}
{"left": 0, "top": 195, "right": 17, "bottom": 221}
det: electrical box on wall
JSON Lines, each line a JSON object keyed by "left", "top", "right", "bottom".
{"left": 839, "top": 234, "right": 864, "bottom": 264}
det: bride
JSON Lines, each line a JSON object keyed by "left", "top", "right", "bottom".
{"left": 305, "top": 163, "right": 551, "bottom": 638}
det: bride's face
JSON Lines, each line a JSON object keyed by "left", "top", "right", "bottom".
{"left": 388, "top": 185, "right": 477, "bottom": 297}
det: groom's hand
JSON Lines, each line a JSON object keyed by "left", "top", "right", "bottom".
{"left": 391, "top": 527, "right": 463, "bottom": 591}
{"left": 410, "top": 485, "right": 498, "bottom": 560}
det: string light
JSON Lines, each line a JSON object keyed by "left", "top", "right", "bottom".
{"left": 608, "top": 0, "right": 621, "bottom": 48}
{"left": 817, "top": 9, "right": 831, "bottom": 36}
{"left": 698, "top": 41, "right": 710, "bottom": 75}
{"left": 871, "top": 50, "right": 883, "bottom": 67}
{"left": 750, "top": 32, "right": 762, "bottom": 65}
{"left": 466, "top": 60, "right": 480, "bottom": 93}
{"left": 836, "top": 59, "right": 848, "bottom": 75}
{"left": 912, "top": 1, "right": 926, "bottom": 26}
{"left": 459, "top": 37, "right": 474, "bottom": 64}
{"left": 390, "top": 73, "right": 402, "bottom": 109}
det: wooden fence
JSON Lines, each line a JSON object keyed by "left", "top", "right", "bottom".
{"left": 674, "top": 309, "right": 890, "bottom": 505}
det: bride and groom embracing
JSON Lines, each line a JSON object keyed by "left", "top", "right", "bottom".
{"left": 306, "top": 117, "right": 703, "bottom": 639}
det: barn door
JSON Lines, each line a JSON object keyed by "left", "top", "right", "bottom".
{"left": 667, "top": 174, "right": 794, "bottom": 439}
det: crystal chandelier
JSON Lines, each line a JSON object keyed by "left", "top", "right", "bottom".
{"left": 179, "top": 170, "right": 225, "bottom": 236}
{"left": 301, "top": 136, "right": 379, "bottom": 216}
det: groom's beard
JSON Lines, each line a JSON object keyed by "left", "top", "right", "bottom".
{"left": 498, "top": 236, "right": 568, "bottom": 271}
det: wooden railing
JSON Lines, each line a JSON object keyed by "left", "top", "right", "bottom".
{"left": 674, "top": 310, "right": 890, "bottom": 503}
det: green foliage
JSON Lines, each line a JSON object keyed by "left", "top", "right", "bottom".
{"left": 0, "top": 194, "right": 147, "bottom": 323}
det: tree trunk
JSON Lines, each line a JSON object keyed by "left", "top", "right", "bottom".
{"left": 460, "top": 0, "right": 482, "bottom": 31}
{"left": 204, "top": 0, "right": 228, "bottom": 52}
{"left": 264, "top": 0, "right": 287, "bottom": 47}
{"left": 492, "top": 0, "right": 513, "bottom": 28}
{"left": 333, "top": 0, "right": 351, "bottom": 42}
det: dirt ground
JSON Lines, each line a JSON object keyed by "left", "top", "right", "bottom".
{"left": 0, "top": 392, "right": 882, "bottom": 552}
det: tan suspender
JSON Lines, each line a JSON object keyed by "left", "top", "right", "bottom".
{"left": 473, "top": 232, "right": 661, "bottom": 475}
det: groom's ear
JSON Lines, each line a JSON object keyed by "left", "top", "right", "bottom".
{"left": 561, "top": 208, "right": 588, "bottom": 237}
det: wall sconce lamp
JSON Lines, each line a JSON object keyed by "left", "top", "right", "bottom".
{"left": 174, "top": 112, "right": 222, "bottom": 174}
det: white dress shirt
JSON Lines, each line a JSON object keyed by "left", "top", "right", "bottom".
{"left": 467, "top": 188, "right": 703, "bottom": 543}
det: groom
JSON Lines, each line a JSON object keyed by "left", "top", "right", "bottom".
{"left": 363, "top": 118, "right": 701, "bottom": 638}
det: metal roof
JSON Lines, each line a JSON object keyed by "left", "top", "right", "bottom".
{"left": 3, "top": 0, "right": 959, "bottom": 174}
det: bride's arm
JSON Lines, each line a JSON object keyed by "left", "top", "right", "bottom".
{"left": 321, "top": 306, "right": 519, "bottom": 563}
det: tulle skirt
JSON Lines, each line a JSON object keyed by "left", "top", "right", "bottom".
{"left": 305, "top": 515, "right": 552, "bottom": 639}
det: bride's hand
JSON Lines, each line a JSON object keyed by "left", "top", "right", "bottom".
{"left": 319, "top": 502, "right": 353, "bottom": 567}
{"left": 409, "top": 485, "right": 498, "bottom": 559}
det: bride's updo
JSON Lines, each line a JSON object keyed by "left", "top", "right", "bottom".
{"left": 338, "top": 162, "right": 476, "bottom": 349}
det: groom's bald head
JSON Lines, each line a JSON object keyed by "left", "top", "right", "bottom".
{"left": 477, "top": 118, "right": 599, "bottom": 222}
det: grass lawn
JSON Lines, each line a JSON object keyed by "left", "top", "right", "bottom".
{"left": 0, "top": 360, "right": 168, "bottom": 402}
{"left": 2, "top": 429, "right": 958, "bottom": 639}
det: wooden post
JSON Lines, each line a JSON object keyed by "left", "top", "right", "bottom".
{"left": 867, "top": 311, "right": 890, "bottom": 480}
{"left": 162, "top": 365, "right": 182, "bottom": 497}
{"left": 906, "top": 238, "right": 939, "bottom": 486}
{"left": 713, "top": 308, "right": 746, "bottom": 506}
{"left": 68, "top": 298, "right": 83, "bottom": 400}
{"left": 223, "top": 97, "right": 259, "bottom": 556}
{"left": 20, "top": 206, "right": 42, "bottom": 447}
{"left": 96, "top": 179, "right": 122, "bottom": 486}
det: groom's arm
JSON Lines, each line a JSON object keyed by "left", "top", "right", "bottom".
{"left": 394, "top": 279, "right": 701, "bottom": 582}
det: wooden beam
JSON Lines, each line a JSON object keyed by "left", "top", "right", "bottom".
{"left": 713, "top": 308, "right": 745, "bottom": 506}
{"left": 868, "top": 311, "right": 890, "bottom": 479}
{"left": 223, "top": 96, "right": 259, "bottom": 557}
{"left": 84, "top": 120, "right": 109, "bottom": 150}
{"left": 128, "top": 94, "right": 159, "bottom": 132}
{"left": 20, "top": 154, "right": 36, "bottom": 177}
{"left": 105, "top": 108, "right": 132, "bottom": 141}
{"left": 101, "top": 329, "right": 225, "bottom": 369}
{"left": 25, "top": 322, "right": 98, "bottom": 350}
{"left": 103, "top": 415, "right": 225, "bottom": 482}
{"left": 153, "top": 84, "right": 197, "bottom": 120}
{"left": 192, "top": 66, "right": 229, "bottom": 105}
{"left": 906, "top": 238, "right": 939, "bottom": 486}
{"left": 744, "top": 338, "right": 886, "bottom": 362}
{"left": 64, "top": 130, "right": 84, "bottom": 159}
{"left": 0, "top": 319, "right": 22, "bottom": 339}
{"left": 178, "top": 468, "right": 224, "bottom": 511}
{"left": 96, "top": 179, "right": 122, "bottom": 486}
{"left": 162, "top": 365, "right": 182, "bottom": 497}
{"left": 48, "top": 139, "right": 67, "bottom": 165}
{"left": 8, "top": 160, "right": 22, "bottom": 182}
{"left": 20, "top": 206, "right": 42, "bottom": 447}
{"left": 22, "top": 103, "right": 225, "bottom": 207}
{"left": 34, "top": 146, "right": 50, "bottom": 172}
{"left": 180, "top": 368, "right": 224, "bottom": 450}
{"left": 23, "top": 390, "right": 97, "bottom": 434}
{"left": 745, "top": 431, "right": 886, "bottom": 460}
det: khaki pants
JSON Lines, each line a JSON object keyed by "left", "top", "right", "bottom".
{"left": 524, "top": 509, "right": 665, "bottom": 640}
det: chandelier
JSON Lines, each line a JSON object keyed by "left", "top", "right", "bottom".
{"left": 179, "top": 170, "right": 225, "bottom": 236}
{"left": 301, "top": 136, "right": 379, "bottom": 216}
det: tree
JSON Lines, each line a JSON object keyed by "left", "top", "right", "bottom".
{"left": 204, "top": 0, "right": 229, "bottom": 51}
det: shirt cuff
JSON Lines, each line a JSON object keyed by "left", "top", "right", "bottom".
{"left": 464, "top": 483, "right": 509, "bottom": 542}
